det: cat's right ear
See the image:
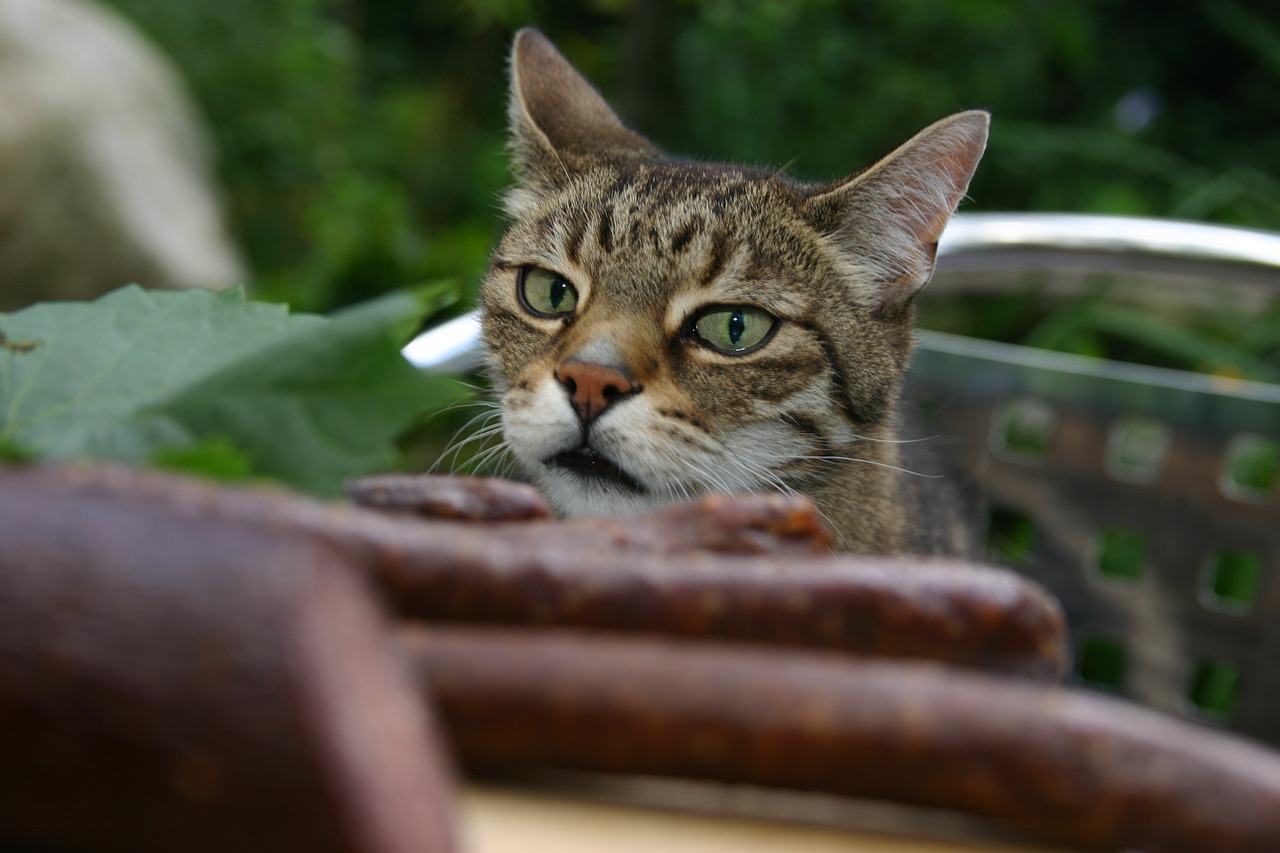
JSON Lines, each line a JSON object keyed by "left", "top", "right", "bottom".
{"left": 507, "top": 28, "right": 657, "bottom": 195}
{"left": 804, "top": 110, "right": 989, "bottom": 315}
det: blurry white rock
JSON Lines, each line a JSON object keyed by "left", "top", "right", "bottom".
{"left": 0, "top": 0, "right": 245, "bottom": 309}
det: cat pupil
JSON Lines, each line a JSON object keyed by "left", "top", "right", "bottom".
{"left": 728, "top": 310, "right": 746, "bottom": 345}
{"left": 549, "top": 278, "right": 567, "bottom": 310}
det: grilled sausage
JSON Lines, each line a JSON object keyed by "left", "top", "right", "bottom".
{"left": 0, "top": 464, "right": 1065, "bottom": 678}
{"left": 407, "top": 625, "right": 1280, "bottom": 853}
{"left": 0, "top": 479, "right": 458, "bottom": 853}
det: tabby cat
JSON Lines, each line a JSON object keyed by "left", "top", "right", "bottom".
{"left": 479, "top": 28, "right": 988, "bottom": 554}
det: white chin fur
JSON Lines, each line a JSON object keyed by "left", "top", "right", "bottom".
{"left": 533, "top": 467, "right": 669, "bottom": 517}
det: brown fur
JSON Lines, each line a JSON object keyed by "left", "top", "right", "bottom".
{"left": 478, "top": 28, "right": 988, "bottom": 554}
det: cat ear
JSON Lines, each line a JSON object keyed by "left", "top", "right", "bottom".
{"left": 805, "top": 110, "right": 989, "bottom": 312}
{"left": 507, "top": 28, "right": 658, "bottom": 189}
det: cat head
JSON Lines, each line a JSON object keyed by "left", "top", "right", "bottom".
{"left": 480, "top": 28, "right": 987, "bottom": 536}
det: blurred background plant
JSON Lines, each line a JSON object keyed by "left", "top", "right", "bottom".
{"left": 96, "top": 0, "right": 1280, "bottom": 316}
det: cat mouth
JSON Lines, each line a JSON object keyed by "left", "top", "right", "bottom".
{"left": 546, "top": 447, "right": 646, "bottom": 494}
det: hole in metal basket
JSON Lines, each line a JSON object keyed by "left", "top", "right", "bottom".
{"left": 987, "top": 507, "right": 1035, "bottom": 566}
{"left": 1187, "top": 659, "right": 1240, "bottom": 720}
{"left": 1105, "top": 417, "right": 1171, "bottom": 484}
{"left": 1220, "top": 434, "right": 1278, "bottom": 503}
{"left": 1201, "top": 549, "right": 1264, "bottom": 613}
{"left": 991, "top": 398, "right": 1056, "bottom": 460}
{"left": 1077, "top": 635, "right": 1127, "bottom": 691}
{"left": 1092, "top": 527, "right": 1147, "bottom": 583}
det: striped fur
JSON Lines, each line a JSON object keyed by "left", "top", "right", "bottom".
{"left": 479, "top": 29, "right": 988, "bottom": 554}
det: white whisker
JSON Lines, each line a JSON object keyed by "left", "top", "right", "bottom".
{"left": 794, "top": 454, "right": 942, "bottom": 479}
{"left": 846, "top": 432, "right": 941, "bottom": 445}
{"left": 430, "top": 400, "right": 509, "bottom": 474}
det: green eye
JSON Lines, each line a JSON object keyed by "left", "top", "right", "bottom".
{"left": 519, "top": 267, "right": 579, "bottom": 318}
{"left": 690, "top": 305, "right": 777, "bottom": 354}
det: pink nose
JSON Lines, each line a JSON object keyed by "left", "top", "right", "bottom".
{"left": 554, "top": 360, "right": 636, "bottom": 424}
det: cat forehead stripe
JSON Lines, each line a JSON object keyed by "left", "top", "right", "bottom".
{"left": 595, "top": 206, "right": 615, "bottom": 254}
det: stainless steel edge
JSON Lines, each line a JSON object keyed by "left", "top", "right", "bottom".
{"left": 401, "top": 311, "right": 484, "bottom": 373}
{"left": 937, "top": 212, "right": 1280, "bottom": 268}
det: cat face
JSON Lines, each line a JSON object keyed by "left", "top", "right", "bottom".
{"left": 485, "top": 162, "right": 903, "bottom": 517}
{"left": 479, "top": 29, "right": 987, "bottom": 544}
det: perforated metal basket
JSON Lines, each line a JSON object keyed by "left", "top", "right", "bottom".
{"left": 404, "top": 212, "right": 1280, "bottom": 747}
{"left": 914, "top": 214, "right": 1280, "bottom": 747}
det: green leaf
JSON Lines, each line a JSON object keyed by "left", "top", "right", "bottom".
{"left": 152, "top": 435, "right": 256, "bottom": 482}
{"left": 0, "top": 284, "right": 467, "bottom": 495}
{"left": 0, "top": 434, "right": 32, "bottom": 462}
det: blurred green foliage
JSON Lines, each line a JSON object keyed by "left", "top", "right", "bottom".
{"left": 99, "top": 0, "right": 1280, "bottom": 316}
{"left": 919, "top": 278, "right": 1280, "bottom": 381}
{"left": 0, "top": 284, "right": 464, "bottom": 493}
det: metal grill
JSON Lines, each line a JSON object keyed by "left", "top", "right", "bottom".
{"left": 916, "top": 213, "right": 1280, "bottom": 745}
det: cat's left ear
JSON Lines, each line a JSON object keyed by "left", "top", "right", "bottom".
{"left": 507, "top": 28, "right": 657, "bottom": 191}
{"left": 804, "top": 111, "right": 989, "bottom": 313}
